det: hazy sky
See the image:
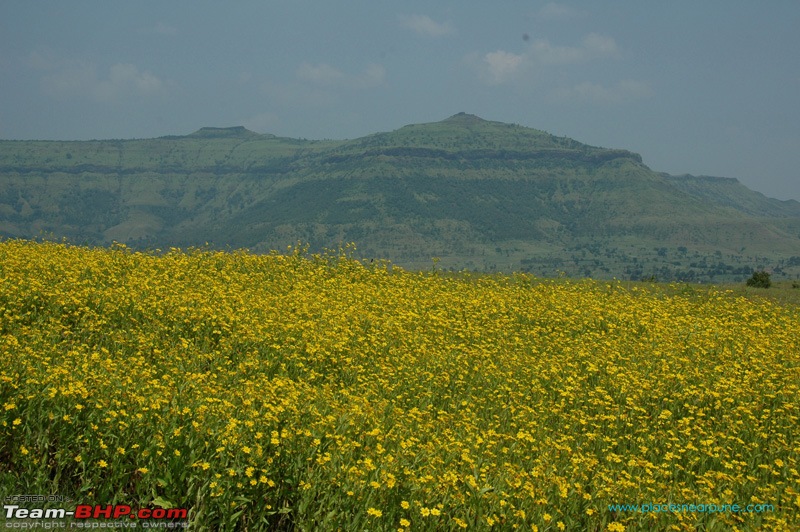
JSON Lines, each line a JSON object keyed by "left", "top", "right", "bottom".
{"left": 2, "top": 2, "right": 799, "bottom": 200}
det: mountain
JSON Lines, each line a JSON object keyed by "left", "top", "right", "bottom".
{"left": 1, "top": 113, "right": 799, "bottom": 282}
{"left": 183, "top": 126, "right": 268, "bottom": 139}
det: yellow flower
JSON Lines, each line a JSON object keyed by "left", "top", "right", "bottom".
{"left": 98, "top": 460, "right": 108, "bottom": 468}
{"left": 3, "top": 239, "right": 799, "bottom": 531}
{"left": 367, "top": 508, "right": 382, "bottom": 517}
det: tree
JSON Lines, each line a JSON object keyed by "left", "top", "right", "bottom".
{"left": 746, "top": 270, "right": 771, "bottom": 288}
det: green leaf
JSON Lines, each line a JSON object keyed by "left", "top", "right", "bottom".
{"left": 151, "top": 496, "right": 174, "bottom": 509}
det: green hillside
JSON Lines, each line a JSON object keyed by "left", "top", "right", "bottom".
{"left": 1, "top": 113, "right": 799, "bottom": 282}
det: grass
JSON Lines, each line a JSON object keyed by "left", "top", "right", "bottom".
{"left": 1, "top": 239, "right": 799, "bottom": 530}
{"left": 722, "top": 280, "right": 800, "bottom": 308}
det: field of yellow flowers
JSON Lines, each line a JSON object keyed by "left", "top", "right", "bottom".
{"left": 1, "top": 239, "right": 798, "bottom": 530}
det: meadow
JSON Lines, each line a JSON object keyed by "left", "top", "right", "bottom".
{"left": 1, "top": 239, "right": 798, "bottom": 530}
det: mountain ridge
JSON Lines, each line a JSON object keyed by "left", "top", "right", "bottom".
{"left": 1, "top": 115, "right": 799, "bottom": 281}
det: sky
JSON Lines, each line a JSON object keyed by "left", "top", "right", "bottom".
{"left": 2, "top": 1, "right": 799, "bottom": 201}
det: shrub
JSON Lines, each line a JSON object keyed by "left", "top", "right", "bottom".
{"left": 746, "top": 270, "right": 771, "bottom": 288}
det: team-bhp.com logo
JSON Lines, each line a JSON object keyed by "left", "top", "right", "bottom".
{"left": 4, "top": 504, "right": 188, "bottom": 525}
